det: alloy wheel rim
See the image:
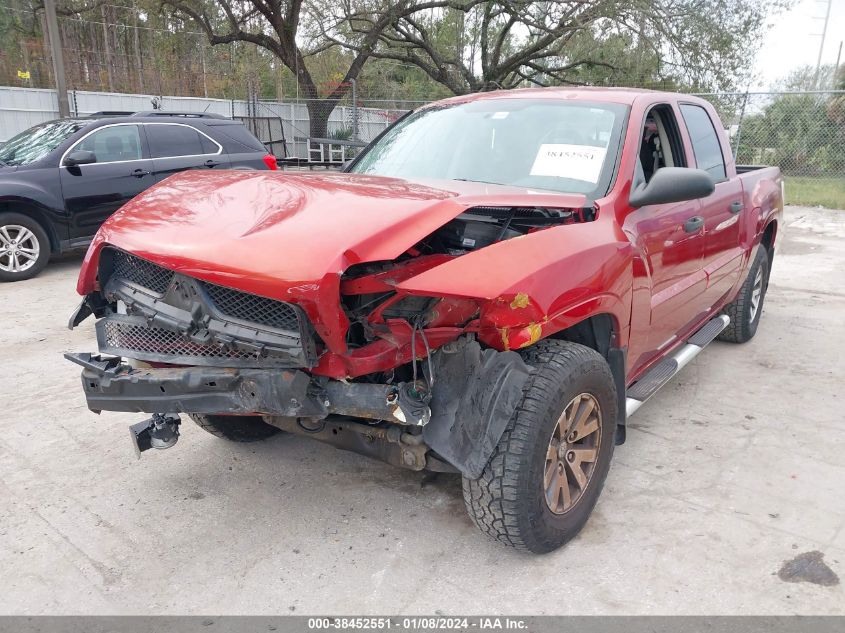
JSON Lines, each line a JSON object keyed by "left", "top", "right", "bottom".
{"left": 0, "top": 224, "right": 40, "bottom": 274}
{"left": 543, "top": 393, "right": 602, "bottom": 515}
{"left": 749, "top": 266, "right": 764, "bottom": 323}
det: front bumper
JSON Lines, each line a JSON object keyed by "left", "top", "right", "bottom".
{"left": 65, "top": 353, "right": 429, "bottom": 426}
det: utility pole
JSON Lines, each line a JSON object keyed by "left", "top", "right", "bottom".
{"left": 813, "top": 0, "right": 832, "bottom": 89}
{"left": 44, "top": 0, "right": 70, "bottom": 116}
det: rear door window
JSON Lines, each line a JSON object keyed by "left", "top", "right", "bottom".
{"left": 145, "top": 124, "right": 218, "bottom": 158}
{"left": 680, "top": 104, "right": 726, "bottom": 181}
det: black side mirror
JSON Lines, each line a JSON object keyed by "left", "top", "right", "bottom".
{"left": 63, "top": 150, "right": 97, "bottom": 167}
{"left": 629, "top": 167, "right": 715, "bottom": 208}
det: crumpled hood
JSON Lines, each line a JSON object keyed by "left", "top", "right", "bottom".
{"left": 79, "top": 170, "right": 585, "bottom": 300}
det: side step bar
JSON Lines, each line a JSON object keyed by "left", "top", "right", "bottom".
{"left": 626, "top": 314, "right": 730, "bottom": 417}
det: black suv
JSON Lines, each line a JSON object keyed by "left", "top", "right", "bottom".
{"left": 0, "top": 111, "right": 277, "bottom": 281}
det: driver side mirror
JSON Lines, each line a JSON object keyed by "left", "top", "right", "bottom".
{"left": 629, "top": 167, "right": 715, "bottom": 208}
{"left": 63, "top": 150, "right": 97, "bottom": 167}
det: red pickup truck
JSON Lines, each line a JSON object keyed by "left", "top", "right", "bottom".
{"left": 67, "top": 88, "right": 782, "bottom": 553}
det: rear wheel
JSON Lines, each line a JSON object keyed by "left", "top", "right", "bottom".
{"left": 462, "top": 340, "right": 617, "bottom": 553}
{"left": 0, "top": 213, "right": 50, "bottom": 282}
{"left": 717, "top": 246, "right": 769, "bottom": 343}
{"left": 189, "top": 414, "right": 281, "bottom": 442}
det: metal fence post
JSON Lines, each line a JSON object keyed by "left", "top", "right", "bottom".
{"left": 732, "top": 92, "right": 749, "bottom": 160}
{"left": 351, "top": 78, "right": 358, "bottom": 141}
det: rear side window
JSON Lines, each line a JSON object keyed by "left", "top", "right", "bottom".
{"left": 208, "top": 123, "right": 267, "bottom": 152}
{"left": 680, "top": 104, "right": 726, "bottom": 181}
{"left": 145, "top": 124, "right": 218, "bottom": 158}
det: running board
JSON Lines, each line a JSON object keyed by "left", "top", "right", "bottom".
{"left": 626, "top": 314, "right": 730, "bottom": 417}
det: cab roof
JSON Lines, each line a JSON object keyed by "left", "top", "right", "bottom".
{"left": 422, "top": 86, "right": 700, "bottom": 108}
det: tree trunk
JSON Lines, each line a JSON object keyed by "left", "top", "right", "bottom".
{"left": 306, "top": 100, "right": 333, "bottom": 138}
{"left": 101, "top": 5, "right": 114, "bottom": 91}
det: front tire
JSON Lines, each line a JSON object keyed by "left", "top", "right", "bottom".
{"left": 189, "top": 414, "right": 281, "bottom": 442}
{"left": 462, "top": 340, "right": 617, "bottom": 553}
{"left": 717, "top": 246, "right": 769, "bottom": 343}
{"left": 0, "top": 213, "right": 50, "bottom": 282}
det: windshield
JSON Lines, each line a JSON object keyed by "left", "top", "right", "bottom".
{"left": 351, "top": 99, "right": 627, "bottom": 197}
{"left": 0, "top": 120, "right": 87, "bottom": 166}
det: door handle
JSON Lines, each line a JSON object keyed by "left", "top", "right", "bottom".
{"left": 204, "top": 160, "right": 221, "bottom": 168}
{"left": 683, "top": 216, "right": 704, "bottom": 233}
{"left": 131, "top": 168, "right": 151, "bottom": 178}
{"left": 730, "top": 201, "right": 743, "bottom": 214}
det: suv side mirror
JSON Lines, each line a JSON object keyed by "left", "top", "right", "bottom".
{"left": 64, "top": 150, "right": 97, "bottom": 167}
{"left": 629, "top": 167, "right": 715, "bottom": 208}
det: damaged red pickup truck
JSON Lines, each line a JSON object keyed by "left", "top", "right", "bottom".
{"left": 67, "top": 88, "right": 782, "bottom": 552}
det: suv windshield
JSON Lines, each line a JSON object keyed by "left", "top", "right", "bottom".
{"left": 351, "top": 99, "right": 627, "bottom": 197}
{"left": 0, "top": 120, "right": 87, "bottom": 166}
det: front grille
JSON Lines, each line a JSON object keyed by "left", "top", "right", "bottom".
{"left": 109, "top": 249, "right": 173, "bottom": 295}
{"left": 99, "top": 247, "right": 315, "bottom": 367}
{"left": 201, "top": 282, "right": 300, "bottom": 331}
{"left": 100, "top": 319, "right": 284, "bottom": 366}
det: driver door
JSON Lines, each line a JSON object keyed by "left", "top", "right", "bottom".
{"left": 59, "top": 123, "right": 154, "bottom": 240}
{"left": 623, "top": 104, "right": 707, "bottom": 372}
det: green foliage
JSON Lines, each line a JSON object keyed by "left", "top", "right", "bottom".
{"left": 334, "top": 0, "right": 787, "bottom": 95}
{"left": 737, "top": 93, "right": 845, "bottom": 176}
{"left": 0, "top": 0, "right": 801, "bottom": 111}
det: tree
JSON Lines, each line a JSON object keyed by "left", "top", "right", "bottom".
{"left": 317, "top": 0, "right": 782, "bottom": 95}
{"left": 159, "top": 0, "right": 458, "bottom": 137}
{"left": 774, "top": 64, "right": 838, "bottom": 92}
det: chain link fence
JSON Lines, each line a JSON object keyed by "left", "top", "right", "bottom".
{"left": 695, "top": 91, "right": 845, "bottom": 208}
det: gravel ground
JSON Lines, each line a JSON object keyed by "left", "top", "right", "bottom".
{"left": 0, "top": 206, "right": 843, "bottom": 615}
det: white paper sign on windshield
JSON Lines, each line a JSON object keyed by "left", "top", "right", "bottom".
{"left": 529, "top": 144, "right": 607, "bottom": 183}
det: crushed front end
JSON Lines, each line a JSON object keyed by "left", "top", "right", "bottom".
{"left": 66, "top": 170, "right": 600, "bottom": 474}
{"left": 68, "top": 243, "right": 532, "bottom": 474}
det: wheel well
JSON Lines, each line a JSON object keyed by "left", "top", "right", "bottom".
{"left": 0, "top": 200, "right": 59, "bottom": 253}
{"left": 548, "top": 313, "right": 627, "bottom": 441}
{"left": 761, "top": 220, "right": 776, "bottom": 260}
{"left": 548, "top": 313, "right": 616, "bottom": 358}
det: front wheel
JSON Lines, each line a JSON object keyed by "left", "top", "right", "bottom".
{"left": 717, "top": 246, "right": 770, "bottom": 344}
{"left": 189, "top": 414, "right": 281, "bottom": 442}
{"left": 462, "top": 340, "right": 617, "bottom": 553}
{"left": 0, "top": 213, "right": 50, "bottom": 282}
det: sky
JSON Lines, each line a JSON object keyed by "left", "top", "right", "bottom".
{"left": 753, "top": 0, "right": 845, "bottom": 89}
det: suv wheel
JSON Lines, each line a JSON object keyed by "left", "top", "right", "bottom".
{"left": 462, "top": 340, "right": 617, "bottom": 553}
{"left": 0, "top": 213, "right": 50, "bottom": 282}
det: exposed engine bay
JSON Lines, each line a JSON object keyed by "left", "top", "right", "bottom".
{"left": 340, "top": 205, "right": 591, "bottom": 350}
{"left": 421, "top": 205, "right": 584, "bottom": 254}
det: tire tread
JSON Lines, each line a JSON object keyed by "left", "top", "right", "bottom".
{"left": 718, "top": 247, "right": 769, "bottom": 343}
{"left": 462, "top": 340, "right": 616, "bottom": 552}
